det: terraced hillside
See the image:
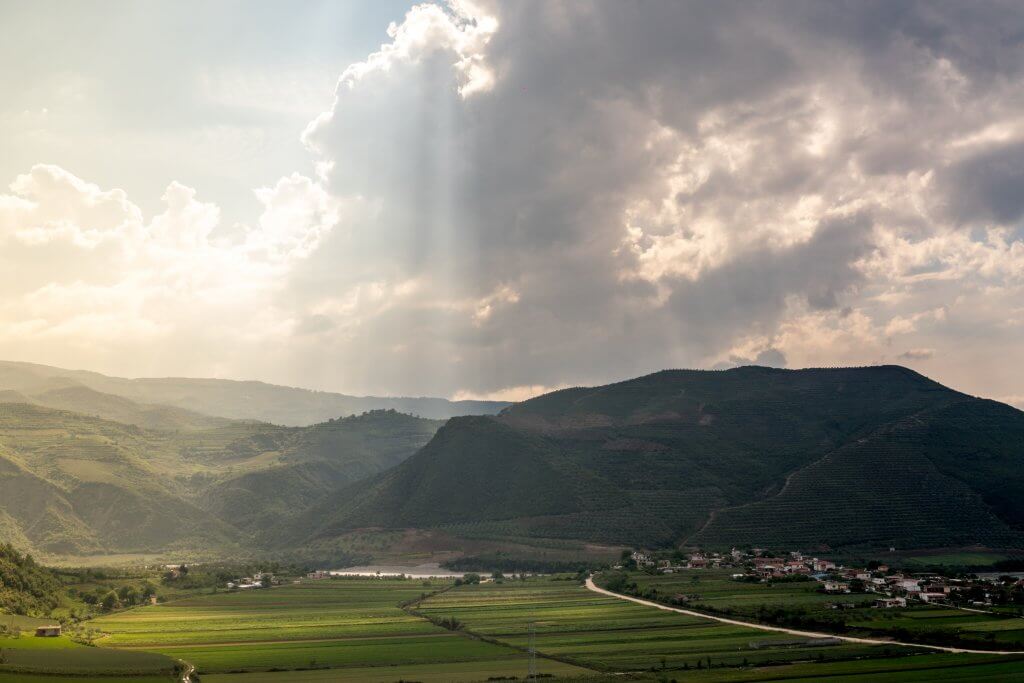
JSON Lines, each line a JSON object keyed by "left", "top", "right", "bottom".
{"left": 0, "top": 401, "right": 440, "bottom": 556}
{"left": 295, "top": 366, "right": 1024, "bottom": 551}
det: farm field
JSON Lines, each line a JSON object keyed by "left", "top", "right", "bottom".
{"left": 664, "top": 652, "right": 1024, "bottom": 681}
{"left": 0, "top": 632, "right": 176, "bottom": 680}
{"left": 417, "top": 576, "right": 911, "bottom": 672}
{"left": 91, "top": 577, "right": 591, "bottom": 679}
{"left": 627, "top": 568, "right": 1024, "bottom": 649}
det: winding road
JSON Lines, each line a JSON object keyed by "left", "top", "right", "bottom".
{"left": 585, "top": 577, "right": 1024, "bottom": 656}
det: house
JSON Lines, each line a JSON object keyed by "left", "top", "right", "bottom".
{"left": 898, "top": 579, "right": 922, "bottom": 593}
{"left": 688, "top": 554, "right": 709, "bottom": 568}
{"left": 918, "top": 592, "right": 947, "bottom": 603}
{"left": 873, "top": 597, "right": 906, "bottom": 608}
{"left": 307, "top": 570, "right": 330, "bottom": 580}
{"left": 631, "top": 551, "right": 653, "bottom": 567}
{"left": 35, "top": 625, "right": 61, "bottom": 637}
{"left": 754, "top": 557, "right": 783, "bottom": 570}
{"left": 823, "top": 581, "right": 849, "bottom": 593}
{"left": 812, "top": 560, "right": 836, "bottom": 572}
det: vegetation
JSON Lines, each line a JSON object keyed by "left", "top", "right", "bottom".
{"left": 0, "top": 397, "right": 440, "bottom": 556}
{"left": 0, "top": 543, "right": 63, "bottom": 616}
{"left": 291, "top": 365, "right": 1024, "bottom": 552}
{"left": 609, "top": 567, "right": 1024, "bottom": 652}
{"left": 91, "top": 577, "right": 589, "bottom": 679}
{"left": 419, "top": 574, "right": 916, "bottom": 673}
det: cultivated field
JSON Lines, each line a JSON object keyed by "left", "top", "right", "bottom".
{"left": 629, "top": 568, "right": 1024, "bottom": 649}
{"left": 418, "top": 577, "right": 906, "bottom": 671}
{"left": 91, "top": 577, "right": 591, "bottom": 680}
{"left": 0, "top": 631, "right": 176, "bottom": 680}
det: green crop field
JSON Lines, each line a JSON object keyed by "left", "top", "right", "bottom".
{"left": 416, "top": 575, "right": 1024, "bottom": 681}
{"left": 0, "top": 633, "right": 176, "bottom": 680}
{"left": 17, "top": 573, "right": 1024, "bottom": 681}
{"left": 91, "top": 578, "right": 591, "bottom": 680}
{"left": 418, "top": 577, "right": 909, "bottom": 672}
{"left": 628, "top": 568, "right": 1024, "bottom": 650}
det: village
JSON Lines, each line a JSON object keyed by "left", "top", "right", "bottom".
{"left": 623, "top": 548, "right": 1024, "bottom": 610}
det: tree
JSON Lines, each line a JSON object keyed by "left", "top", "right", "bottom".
{"left": 101, "top": 591, "right": 120, "bottom": 612}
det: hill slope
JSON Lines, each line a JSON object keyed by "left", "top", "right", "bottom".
{"left": 0, "top": 360, "right": 507, "bottom": 425}
{"left": 0, "top": 543, "right": 64, "bottom": 616}
{"left": 294, "top": 366, "right": 1024, "bottom": 551}
{"left": 0, "top": 401, "right": 440, "bottom": 556}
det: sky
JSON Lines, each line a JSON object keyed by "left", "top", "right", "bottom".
{"left": 1, "top": 1, "right": 1023, "bottom": 407}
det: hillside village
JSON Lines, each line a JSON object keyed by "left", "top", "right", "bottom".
{"left": 623, "top": 548, "right": 1024, "bottom": 609}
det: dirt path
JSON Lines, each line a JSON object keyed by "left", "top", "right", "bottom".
{"left": 177, "top": 659, "right": 195, "bottom": 683}
{"left": 585, "top": 577, "right": 1024, "bottom": 655}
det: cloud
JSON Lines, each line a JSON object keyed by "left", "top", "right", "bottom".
{"left": 5, "top": 1, "right": 1024, "bottom": 403}
{"left": 899, "top": 348, "right": 935, "bottom": 361}
{"left": 0, "top": 164, "right": 337, "bottom": 376}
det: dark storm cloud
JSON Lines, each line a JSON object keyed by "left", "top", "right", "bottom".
{"left": 941, "top": 141, "right": 1024, "bottom": 227}
{"left": 293, "top": 0, "right": 1024, "bottom": 396}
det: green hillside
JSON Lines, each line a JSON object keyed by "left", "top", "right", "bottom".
{"left": 0, "top": 542, "right": 63, "bottom": 616}
{"left": 0, "top": 400, "right": 440, "bottom": 557}
{"left": 295, "top": 366, "right": 1024, "bottom": 551}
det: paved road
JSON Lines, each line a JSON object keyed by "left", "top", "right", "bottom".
{"left": 585, "top": 577, "right": 1024, "bottom": 655}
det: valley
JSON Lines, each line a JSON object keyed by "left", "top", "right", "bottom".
{"left": 2, "top": 364, "right": 1024, "bottom": 681}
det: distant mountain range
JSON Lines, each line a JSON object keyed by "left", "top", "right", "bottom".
{"left": 0, "top": 360, "right": 508, "bottom": 426}
{"left": 2, "top": 362, "right": 1022, "bottom": 557}
{"left": 287, "top": 366, "right": 1024, "bottom": 553}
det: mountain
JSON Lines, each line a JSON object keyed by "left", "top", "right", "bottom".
{"left": 0, "top": 360, "right": 507, "bottom": 425}
{"left": 290, "top": 366, "right": 1024, "bottom": 552}
{"left": 0, "top": 400, "right": 441, "bottom": 556}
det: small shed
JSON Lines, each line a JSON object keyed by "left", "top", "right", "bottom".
{"left": 35, "top": 625, "right": 61, "bottom": 637}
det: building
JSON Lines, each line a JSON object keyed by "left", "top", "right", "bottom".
{"left": 823, "top": 581, "right": 849, "bottom": 593}
{"left": 688, "top": 554, "right": 709, "bottom": 568}
{"left": 35, "top": 625, "right": 61, "bottom": 637}
{"left": 873, "top": 597, "right": 906, "bottom": 608}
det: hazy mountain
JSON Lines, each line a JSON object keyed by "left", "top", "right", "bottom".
{"left": 0, "top": 400, "right": 440, "bottom": 556}
{"left": 0, "top": 360, "right": 507, "bottom": 426}
{"left": 290, "top": 366, "right": 1024, "bottom": 552}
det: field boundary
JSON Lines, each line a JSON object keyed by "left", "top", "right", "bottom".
{"left": 586, "top": 576, "right": 1024, "bottom": 655}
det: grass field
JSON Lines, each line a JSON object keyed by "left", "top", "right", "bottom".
{"left": 92, "top": 578, "right": 592, "bottom": 680}
{"left": 628, "top": 568, "right": 1024, "bottom": 649}
{"left": 0, "top": 613, "right": 52, "bottom": 630}
{"left": 0, "top": 632, "right": 176, "bottom": 679}
{"left": 418, "top": 577, "right": 910, "bottom": 672}
{"left": 14, "top": 573, "right": 1024, "bottom": 681}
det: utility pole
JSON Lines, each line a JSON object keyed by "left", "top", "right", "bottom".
{"left": 527, "top": 621, "right": 537, "bottom": 681}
